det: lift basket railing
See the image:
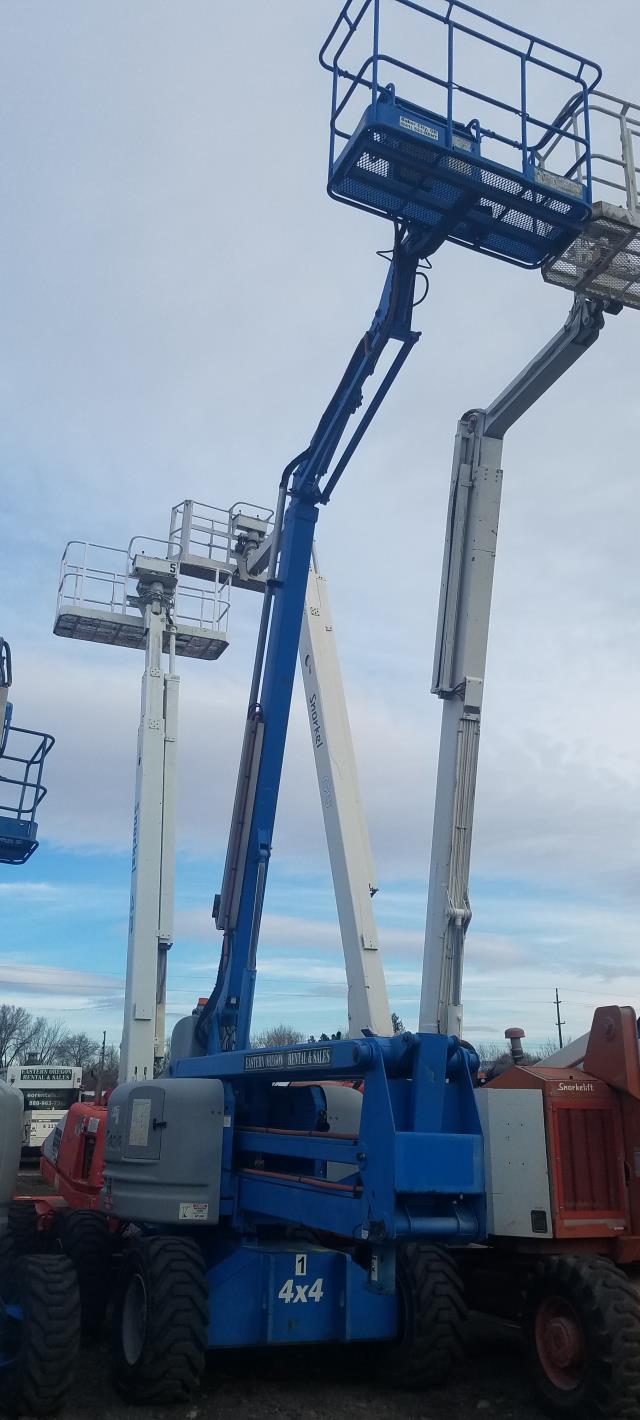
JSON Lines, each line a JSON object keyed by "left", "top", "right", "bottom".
{"left": 542, "top": 91, "right": 640, "bottom": 309}
{"left": 320, "top": 0, "right": 602, "bottom": 268}
{"left": 0, "top": 722, "right": 54, "bottom": 865}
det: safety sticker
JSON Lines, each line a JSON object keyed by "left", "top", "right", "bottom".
{"left": 179, "top": 1202, "right": 209, "bottom": 1221}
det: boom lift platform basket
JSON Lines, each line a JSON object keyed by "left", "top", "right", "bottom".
{"left": 54, "top": 537, "right": 233, "bottom": 662}
{"left": 0, "top": 639, "right": 54, "bottom": 865}
{"left": 321, "top": 0, "right": 601, "bottom": 267}
{"left": 54, "top": 504, "right": 277, "bottom": 662}
{"left": 543, "top": 92, "right": 640, "bottom": 307}
{"left": 0, "top": 725, "right": 54, "bottom": 865}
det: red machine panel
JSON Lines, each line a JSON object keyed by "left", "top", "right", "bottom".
{"left": 544, "top": 1077, "right": 627, "bottom": 1238}
{"left": 40, "top": 1101, "right": 106, "bottom": 1209}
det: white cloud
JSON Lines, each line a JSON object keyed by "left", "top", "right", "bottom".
{"left": 0, "top": 961, "right": 121, "bottom": 997}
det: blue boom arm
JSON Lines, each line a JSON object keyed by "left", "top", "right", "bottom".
{"left": 201, "top": 233, "right": 425, "bottom": 1053}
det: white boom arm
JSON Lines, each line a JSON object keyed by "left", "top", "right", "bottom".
{"left": 299, "top": 554, "right": 392, "bottom": 1037}
{"left": 120, "top": 582, "right": 178, "bottom": 1082}
{"left": 420, "top": 297, "right": 607, "bottom": 1038}
{"left": 246, "top": 529, "right": 392, "bottom": 1036}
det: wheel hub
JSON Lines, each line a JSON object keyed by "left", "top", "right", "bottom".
{"left": 535, "top": 1295, "right": 585, "bottom": 1390}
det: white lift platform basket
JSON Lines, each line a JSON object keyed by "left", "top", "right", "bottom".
{"left": 55, "top": 540, "right": 231, "bottom": 661}
{"left": 543, "top": 93, "right": 640, "bottom": 308}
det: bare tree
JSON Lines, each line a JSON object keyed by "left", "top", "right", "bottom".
{"left": 0, "top": 1009, "right": 71, "bottom": 1066}
{"left": 0, "top": 1003, "right": 123, "bottom": 1080}
{"left": 27, "top": 1017, "right": 71, "bottom": 1065}
{"left": 82, "top": 1042, "right": 120, "bottom": 1094}
{"left": 0, "top": 1005, "right": 34, "bottom": 1068}
{"left": 251, "top": 1024, "right": 304, "bottom": 1048}
{"left": 474, "top": 1040, "right": 502, "bottom": 1064}
{"left": 537, "top": 1036, "right": 571, "bottom": 1058}
{"left": 56, "top": 1032, "right": 101, "bottom": 1069}
{"left": 100, "top": 1043, "right": 120, "bottom": 1089}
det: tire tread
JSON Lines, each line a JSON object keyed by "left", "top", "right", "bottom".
{"left": 377, "top": 1242, "right": 466, "bottom": 1390}
{"left": 525, "top": 1254, "right": 640, "bottom": 1418}
{"left": 4, "top": 1254, "right": 81, "bottom": 1416}
{"left": 112, "top": 1235, "right": 208, "bottom": 1404}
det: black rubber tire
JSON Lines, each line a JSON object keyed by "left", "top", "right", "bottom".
{"left": 0, "top": 1253, "right": 81, "bottom": 1415}
{"left": 52, "top": 1208, "right": 112, "bottom": 1338}
{"left": 375, "top": 1242, "right": 466, "bottom": 1390}
{"left": 112, "top": 1234, "right": 208, "bottom": 1403}
{"left": 524, "top": 1255, "right": 640, "bottom": 1418}
{"left": 0, "top": 1230, "right": 17, "bottom": 1289}
{"left": 8, "top": 1200, "right": 39, "bottom": 1255}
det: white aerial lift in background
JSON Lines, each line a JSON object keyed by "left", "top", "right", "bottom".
{"left": 55, "top": 524, "right": 233, "bottom": 1081}
{"left": 420, "top": 89, "right": 640, "bottom": 1041}
{"left": 54, "top": 500, "right": 392, "bottom": 1082}
{"left": 418, "top": 298, "right": 607, "bottom": 1039}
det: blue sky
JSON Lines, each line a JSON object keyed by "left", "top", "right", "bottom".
{"left": 1, "top": 0, "right": 639, "bottom": 1054}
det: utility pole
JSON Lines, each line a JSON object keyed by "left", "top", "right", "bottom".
{"left": 96, "top": 1029, "right": 107, "bottom": 1102}
{"left": 554, "top": 987, "right": 565, "bottom": 1050}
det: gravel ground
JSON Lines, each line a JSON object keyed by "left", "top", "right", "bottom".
{"left": 13, "top": 1164, "right": 545, "bottom": 1420}
{"left": 62, "top": 1321, "right": 544, "bottom": 1420}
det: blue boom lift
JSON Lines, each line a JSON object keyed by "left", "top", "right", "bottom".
{"left": 95, "top": 1, "right": 604, "bottom": 1402}
{"left": 0, "top": 639, "right": 54, "bottom": 865}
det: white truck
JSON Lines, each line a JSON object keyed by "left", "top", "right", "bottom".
{"left": 1, "top": 1063, "right": 82, "bottom": 1157}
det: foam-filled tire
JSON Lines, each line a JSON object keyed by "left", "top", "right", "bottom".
{"left": 0, "top": 1252, "right": 81, "bottom": 1415}
{"left": 52, "top": 1207, "right": 112, "bottom": 1338}
{"left": 524, "top": 1254, "right": 640, "bottom": 1418}
{"left": 7, "top": 1199, "right": 39, "bottom": 1255}
{"left": 375, "top": 1242, "right": 466, "bottom": 1390}
{"left": 112, "top": 1234, "right": 208, "bottom": 1404}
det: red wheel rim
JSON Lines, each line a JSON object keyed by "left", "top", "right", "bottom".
{"left": 535, "top": 1295, "right": 586, "bottom": 1391}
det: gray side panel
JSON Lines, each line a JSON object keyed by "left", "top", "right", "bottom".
{"left": 103, "top": 1076, "right": 224, "bottom": 1226}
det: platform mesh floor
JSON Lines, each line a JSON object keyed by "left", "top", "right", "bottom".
{"left": 54, "top": 611, "right": 228, "bottom": 661}
{"left": 332, "top": 123, "right": 585, "bottom": 268}
{"left": 542, "top": 207, "right": 640, "bottom": 308}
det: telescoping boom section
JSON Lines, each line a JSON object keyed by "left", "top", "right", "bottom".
{"left": 420, "top": 295, "right": 609, "bottom": 1040}
{"left": 101, "top": 1, "right": 603, "bottom": 1373}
